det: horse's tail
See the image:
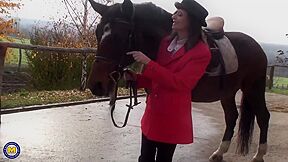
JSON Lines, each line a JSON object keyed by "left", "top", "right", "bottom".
{"left": 237, "top": 91, "right": 255, "bottom": 155}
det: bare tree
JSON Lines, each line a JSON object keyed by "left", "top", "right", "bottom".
{"left": 61, "top": 0, "right": 114, "bottom": 47}
{"left": 59, "top": 0, "right": 114, "bottom": 90}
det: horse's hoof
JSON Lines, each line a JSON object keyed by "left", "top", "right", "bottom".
{"left": 251, "top": 158, "right": 264, "bottom": 162}
{"left": 209, "top": 154, "right": 223, "bottom": 162}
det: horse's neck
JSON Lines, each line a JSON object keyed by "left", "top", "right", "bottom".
{"left": 134, "top": 5, "right": 172, "bottom": 60}
{"left": 134, "top": 3, "right": 172, "bottom": 36}
{"left": 134, "top": 26, "right": 167, "bottom": 60}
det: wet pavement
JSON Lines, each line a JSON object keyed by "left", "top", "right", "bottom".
{"left": 0, "top": 97, "right": 288, "bottom": 162}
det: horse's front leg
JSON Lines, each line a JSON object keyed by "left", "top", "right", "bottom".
{"left": 209, "top": 97, "right": 238, "bottom": 162}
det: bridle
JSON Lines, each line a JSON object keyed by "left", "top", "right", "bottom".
{"left": 95, "top": 12, "right": 141, "bottom": 128}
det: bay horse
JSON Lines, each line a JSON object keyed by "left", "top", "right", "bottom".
{"left": 87, "top": 0, "right": 270, "bottom": 161}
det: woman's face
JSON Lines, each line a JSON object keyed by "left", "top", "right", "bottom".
{"left": 172, "top": 9, "right": 189, "bottom": 32}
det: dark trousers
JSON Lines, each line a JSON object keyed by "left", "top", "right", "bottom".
{"left": 138, "top": 134, "right": 177, "bottom": 162}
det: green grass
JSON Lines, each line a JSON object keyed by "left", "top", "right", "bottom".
{"left": 266, "top": 76, "right": 288, "bottom": 95}
{"left": 1, "top": 37, "right": 30, "bottom": 65}
{"left": 273, "top": 77, "right": 288, "bottom": 86}
{"left": 1, "top": 88, "right": 133, "bottom": 109}
{"left": 266, "top": 77, "right": 288, "bottom": 95}
{"left": 266, "top": 88, "right": 288, "bottom": 95}
{"left": 1, "top": 89, "right": 95, "bottom": 109}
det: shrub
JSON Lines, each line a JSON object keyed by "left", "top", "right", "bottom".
{"left": 27, "top": 21, "right": 96, "bottom": 90}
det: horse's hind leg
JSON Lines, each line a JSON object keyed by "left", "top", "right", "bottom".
{"left": 209, "top": 95, "right": 238, "bottom": 162}
{"left": 249, "top": 77, "right": 270, "bottom": 162}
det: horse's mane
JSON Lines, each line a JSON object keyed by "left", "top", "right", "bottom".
{"left": 135, "top": 3, "right": 171, "bottom": 21}
{"left": 105, "top": 2, "right": 172, "bottom": 31}
{"left": 134, "top": 2, "right": 172, "bottom": 31}
{"left": 103, "top": 2, "right": 172, "bottom": 60}
{"left": 105, "top": 2, "right": 171, "bottom": 27}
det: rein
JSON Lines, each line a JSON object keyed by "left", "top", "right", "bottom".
{"left": 108, "top": 69, "right": 141, "bottom": 128}
{"left": 95, "top": 55, "right": 141, "bottom": 128}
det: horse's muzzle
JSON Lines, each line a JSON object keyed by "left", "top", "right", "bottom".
{"left": 89, "top": 82, "right": 109, "bottom": 97}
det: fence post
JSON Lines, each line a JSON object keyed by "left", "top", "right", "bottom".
{"left": 268, "top": 66, "right": 275, "bottom": 90}
{"left": 17, "top": 48, "right": 22, "bottom": 72}
{"left": 0, "top": 45, "right": 8, "bottom": 124}
{"left": 80, "top": 52, "right": 87, "bottom": 91}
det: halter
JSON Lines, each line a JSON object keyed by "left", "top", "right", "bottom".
{"left": 95, "top": 10, "right": 141, "bottom": 128}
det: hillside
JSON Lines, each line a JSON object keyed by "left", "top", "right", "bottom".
{"left": 260, "top": 42, "right": 288, "bottom": 66}
{"left": 15, "top": 18, "right": 51, "bottom": 37}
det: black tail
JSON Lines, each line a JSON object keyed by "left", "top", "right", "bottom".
{"left": 237, "top": 92, "right": 255, "bottom": 155}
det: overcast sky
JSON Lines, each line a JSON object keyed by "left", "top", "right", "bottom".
{"left": 11, "top": 0, "right": 288, "bottom": 45}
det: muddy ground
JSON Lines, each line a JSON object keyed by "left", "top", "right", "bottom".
{"left": 265, "top": 92, "right": 288, "bottom": 113}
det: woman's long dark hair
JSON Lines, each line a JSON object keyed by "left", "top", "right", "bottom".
{"left": 169, "top": 13, "right": 203, "bottom": 52}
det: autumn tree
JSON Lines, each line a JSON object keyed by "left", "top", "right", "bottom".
{"left": 25, "top": 0, "right": 113, "bottom": 90}
{"left": 58, "top": 0, "right": 113, "bottom": 90}
{"left": 27, "top": 0, "right": 113, "bottom": 90}
{"left": 0, "top": 0, "right": 21, "bottom": 40}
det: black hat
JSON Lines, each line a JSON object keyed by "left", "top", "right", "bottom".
{"left": 175, "top": 0, "right": 208, "bottom": 27}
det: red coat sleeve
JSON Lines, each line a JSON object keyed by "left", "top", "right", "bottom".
{"left": 136, "top": 74, "right": 152, "bottom": 89}
{"left": 141, "top": 49, "right": 211, "bottom": 92}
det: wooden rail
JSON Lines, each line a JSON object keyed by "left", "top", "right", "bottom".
{"left": 0, "top": 42, "right": 97, "bottom": 123}
{"left": 0, "top": 42, "right": 97, "bottom": 53}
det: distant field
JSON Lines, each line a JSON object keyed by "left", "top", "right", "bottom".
{"left": 273, "top": 77, "right": 288, "bottom": 87}
{"left": 2, "top": 37, "right": 30, "bottom": 65}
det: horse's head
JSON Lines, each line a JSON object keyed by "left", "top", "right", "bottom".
{"left": 88, "top": 0, "right": 172, "bottom": 96}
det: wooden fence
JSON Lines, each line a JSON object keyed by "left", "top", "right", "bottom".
{"left": 0, "top": 42, "right": 97, "bottom": 123}
{"left": 267, "top": 65, "right": 288, "bottom": 90}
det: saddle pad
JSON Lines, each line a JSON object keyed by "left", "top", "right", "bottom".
{"left": 214, "top": 36, "right": 238, "bottom": 74}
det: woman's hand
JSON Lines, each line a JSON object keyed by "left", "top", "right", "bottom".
{"left": 126, "top": 51, "right": 151, "bottom": 65}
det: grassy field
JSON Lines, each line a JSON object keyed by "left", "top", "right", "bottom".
{"left": 273, "top": 77, "right": 288, "bottom": 89}
{"left": 1, "top": 89, "right": 95, "bottom": 109}
{"left": 2, "top": 37, "right": 30, "bottom": 65}
{"left": 273, "top": 77, "right": 288, "bottom": 85}
{"left": 266, "top": 76, "right": 288, "bottom": 95}
{"left": 266, "top": 88, "right": 288, "bottom": 95}
{"left": 1, "top": 88, "right": 133, "bottom": 109}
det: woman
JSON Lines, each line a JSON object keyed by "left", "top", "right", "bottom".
{"left": 126, "top": 0, "right": 211, "bottom": 161}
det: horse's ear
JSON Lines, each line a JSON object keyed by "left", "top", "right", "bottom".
{"left": 121, "top": 0, "right": 134, "bottom": 19}
{"left": 89, "top": 0, "right": 109, "bottom": 16}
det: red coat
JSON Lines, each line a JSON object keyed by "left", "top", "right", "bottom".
{"left": 137, "top": 37, "right": 211, "bottom": 144}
